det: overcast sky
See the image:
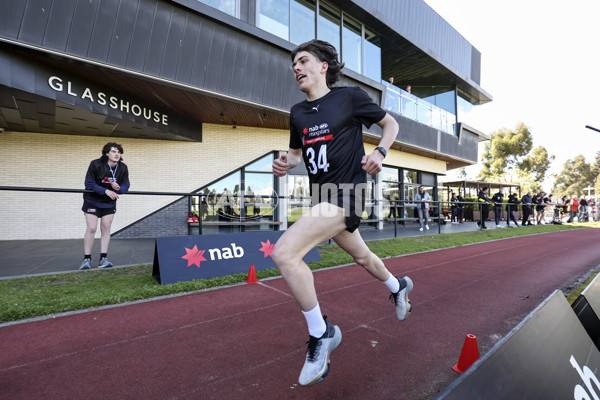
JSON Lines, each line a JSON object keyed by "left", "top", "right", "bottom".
{"left": 424, "top": 0, "right": 600, "bottom": 190}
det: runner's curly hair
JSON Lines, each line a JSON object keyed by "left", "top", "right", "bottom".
{"left": 291, "top": 39, "right": 344, "bottom": 88}
{"left": 101, "top": 142, "right": 124, "bottom": 162}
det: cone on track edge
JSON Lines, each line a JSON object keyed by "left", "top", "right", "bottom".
{"left": 245, "top": 265, "right": 258, "bottom": 284}
{"left": 452, "top": 334, "right": 480, "bottom": 373}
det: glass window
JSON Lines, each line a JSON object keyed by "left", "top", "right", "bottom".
{"left": 287, "top": 175, "right": 310, "bottom": 226}
{"left": 364, "top": 28, "right": 381, "bottom": 82}
{"left": 244, "top": 172, "right": 275, "bottom": 227}
{"left": 204, "top": 171, "right": 241, "bottom": 222}
{"left": 342, "top": 14, "right": 362, "bottom": 74}
{"left": 318, "top": 2, "right": 340, "bottom": 52}
{"left": 381, "top": 166, "right": 400, "bottom": 218}
{"left": 291, "top": 0, "right": 316, "bottom": 45}
{"left": 404, "top": 170, "right": 418, "bottom": 184}
{"left": 190, "top": 153, "right": 277, "bottom": 233}
{"left": 198, "top": 0, "right": 238, "bottom": 17}
{"left": 457, "top": 90, "right": 476, "bottom": 127}
{"left": 381, "top": 166, "right": 399, "bottom": 183}
{"left": 246, "top": 153, "right": 274, "bottom": 172}
{"left": 258, "top": 0, "right": 290, "bottom": 40}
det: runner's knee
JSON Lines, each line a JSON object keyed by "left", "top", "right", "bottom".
{"left": 352, "top": 249, "right": 373, "bottom": 268}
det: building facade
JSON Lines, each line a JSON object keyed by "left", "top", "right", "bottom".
{"left": 0, "top": 0, "right": 491, "bottom": 240}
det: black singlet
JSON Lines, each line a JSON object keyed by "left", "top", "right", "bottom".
{"left": 289, "top": 86, "right": 386, "bottom": 231}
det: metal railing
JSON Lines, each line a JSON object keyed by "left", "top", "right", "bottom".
{"left": 2, "top": 186, "right": 595, "bottom": 240}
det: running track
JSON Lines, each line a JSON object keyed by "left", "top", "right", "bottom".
{"left": 2, "top": 229, "right": 600, "bottom": 400}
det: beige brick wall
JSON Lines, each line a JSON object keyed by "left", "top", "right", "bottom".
{"left": 0, "top": 124, "right": 289, "bottom": 240}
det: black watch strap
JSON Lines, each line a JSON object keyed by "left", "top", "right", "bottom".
{"left": 375, "top": 146, "right": 387, "bottom": 158}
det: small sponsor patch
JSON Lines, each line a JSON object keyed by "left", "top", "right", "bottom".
{"left": 87, "top": 208, "right": 96, "bottom": 213}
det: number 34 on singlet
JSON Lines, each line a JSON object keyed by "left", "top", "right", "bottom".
{"left": 306, "top": 145, "right": 330, "bottom": 175}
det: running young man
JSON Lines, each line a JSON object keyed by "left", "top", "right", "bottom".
{"left": 79, "top": 142, "right": 130, "bottom": 269}
{"left": 271, "top": 40, "right": 413, "bottom": 387}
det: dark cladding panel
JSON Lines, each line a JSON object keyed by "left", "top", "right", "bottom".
{"left": 228, "top": 36, "right": 248, "bottom": 97}
{"left": 0, "top": 1, "right": 26, "bottom": 37}
{"left": 144, "top": 1, "right": 172, "bottom": 76}
{"left": 0, "top": 86, "right": 18, "bottom": 109}
{"left": 43, "top": 0, "right": 77, "bottom": 51}
{"left": 10, "top": 54, "right": 36, "bottom": 93}
{"left": 67, "top": 0, "right": 100, "bottom": 55}
{"left": 189, "top": 20, "right": 215, "bottom": 88}
{"left": 251, "top": 44, "right": 270, "bottom": 104}
{"left": 240, "top": 40, "right": 259, "bottom": 100}
{"left": 175, "top": 14, "right": 201, "bottom": 84}
{"left": 107, "top": 0, "right": 140, "bottom": 66}
{"left": 162, "top": 8, "right": 187, "bottom": 80}
{"left": 260, "top": 49, "right": 278, "bottom": 106}
{"left": 87, "top": 0, "right": 119, "bottom": 61}
{"left": 470, "top": 46, "right": 481, "bottom": 85}
{"left": 126, "top": 1, "right": 155, "bottom": 71}
{"left": 15, "top": 99, "right": 37, "bottom": 120}
{"left": 204, "top": 26, "right": 226, "bottom": 92}
{"left": 271, "top": 50, "right": 291, "bottom": 108}
{"left": 18, "top": 0, "right": 52, "bottom": 43}
{"left": 216, "top": 31, "right": 238, "bottom": 93}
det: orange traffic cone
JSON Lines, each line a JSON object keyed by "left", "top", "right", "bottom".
{"left": 245, "top": 265, "right": 258, "bottom": 284}
{"left": 452, "top": 334, "right": 480, "bottom": 373}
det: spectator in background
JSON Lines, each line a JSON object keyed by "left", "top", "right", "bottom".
{"left": 491, "top": 188, "right": 505, "bottom": 228}
{"left": 405, "top": 84, "right": 412, "bottom": 94}
{"left": 80, "top": 142, "right": 130, "bottom": 270}
{"left": 569, "top": 196, "right": 578, "bottom": 223}
{"left": 450, "top": 192, "right": 459, "bottom": 224}
{"left": 521, "top": 191, "right": 533, "bottom": 226}
{"left": 415, "top": 185, "right": 431, "bottom": 231}
{"left": 579, "top": 196, "right": 589, "bottom": 222}
{"left": 477, "top": 187, "right": 492, "bottom": 229}
{"left": 506, "top": 193, "right": 520, "bottom": 227}
{"left": 456, "top": 191, "right": 465, "bottom": 223}
{"left": 535, "top": 191, "right": 546, "bottom": 225}
{"left": 531, "top": 192, "right": 542, "bottom": 225}
{"left": 559, "top": 195, "right": 571, "bottom": 223}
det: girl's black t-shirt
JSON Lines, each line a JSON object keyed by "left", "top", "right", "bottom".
{"left": 289, "top": 86, "right": 386, "bottom": 190}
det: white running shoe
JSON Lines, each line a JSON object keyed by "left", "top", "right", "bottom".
{"left": 390, "top": 276, "right": 413, "bottom": 321}
{"left": 425, "top": 225, "right": 429, "bottom": 230}
{"left": 298, "top": 317, "right": 342, "bottom": 386}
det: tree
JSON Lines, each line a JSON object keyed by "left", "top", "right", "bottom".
{"left": 521, "top": 146, "right": 555, "bottom": 183}
{"left": 552, "top": 155, "right": 594, "bottom": 196}
{"left": 478, "top": 123, "right": 554, "bottom": 187}
{"left": 479, "top": 123, "right": 533, "bottom": 181}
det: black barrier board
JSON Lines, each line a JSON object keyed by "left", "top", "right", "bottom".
{"left": 152, "top": 231, "right": 321, "bottom": 285}
{"left": 573, "top": 272, "right": 600, "bottom": 348}
{"left": 437, "top": 290, "right": 600, "bottom": 399}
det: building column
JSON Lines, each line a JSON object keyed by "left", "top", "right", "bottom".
{"left": 375, "top": 173, "right": 384, "bottom": 230}
{"left": 277, "top": 169, "right": 288, "bottom": 231}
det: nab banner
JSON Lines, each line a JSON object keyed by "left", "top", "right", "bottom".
{"left": 152, "top": 231, "right": 321, "bottom": 285}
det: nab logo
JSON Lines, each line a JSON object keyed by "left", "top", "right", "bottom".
{"left": 571, "top": 355, "right": 600, "bottom": 400}
{"left": 181, "top": 243, "right": 244, "bottom": 268}
{"left": 303, "top": 127, "right": 309, "bottom": 135}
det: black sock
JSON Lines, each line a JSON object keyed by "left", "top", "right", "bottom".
{"left": 100, "top": 253, "right": 107, "bottom": 259}
{"left": 84, "top": 254, "right": 91, "bottom": 260}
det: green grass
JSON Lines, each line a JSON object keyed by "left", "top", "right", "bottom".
{"left": 1, "top": 222, "right": 599, "bottom": 324}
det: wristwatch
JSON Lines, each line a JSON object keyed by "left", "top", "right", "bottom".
{"left": 375, "top": 146, "right": 387, "bottom": 158}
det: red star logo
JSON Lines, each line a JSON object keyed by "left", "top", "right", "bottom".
{"left": 181, "top": 245, "right": 206, "bottom": 268}
{"left": 259, "top": 239, "right": 276, "bottom": 258}
{"left": 302, "top": 127, "right": 308, "bottom": 135}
